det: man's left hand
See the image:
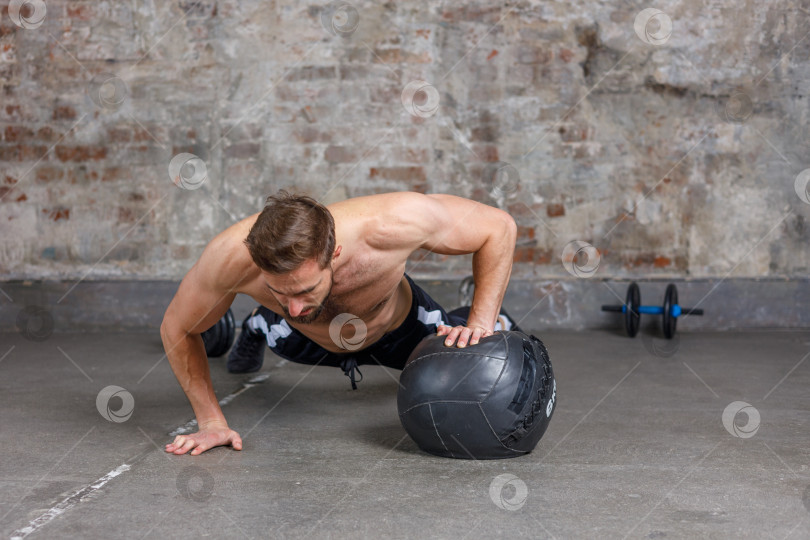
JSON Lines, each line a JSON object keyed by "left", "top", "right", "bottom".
{"left": 437, "top": 324, "right": 494, "bottom": 348}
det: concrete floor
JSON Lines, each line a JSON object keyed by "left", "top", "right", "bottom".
{"left": 1, "top": 329, "right": 809, "bottom": 539}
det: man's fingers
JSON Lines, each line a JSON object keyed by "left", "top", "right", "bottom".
{"left": 190, "top": 442, "right": 210, "bottom": 456}
{"left": 230, "top": 432, "right": 243, "bottom": 451}
{"left": 455, "top": 327, "right": 473, "bottom": 348}
{"left": 436, "top": 325, "right": 451, "bottom": 336}
{"left": 469, "top": 327, "right": 485, "bottom": 346}
{"left": 443, "top": 326, "right": 462, "bottom": 346}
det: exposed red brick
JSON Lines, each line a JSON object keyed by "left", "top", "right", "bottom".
{"left": 653, "top": 256, "right": 671, "bottom": 268}
{"left": 4, "top": 125, "right": 33, "bottom": 142}
{"left": 368, "top": 166, "right": 426, "bottom": 183}
{"left": 35, "top": 166, "right": 63, "bottom": 183}
{"left": 559, "top": 48, "right": 574, "bottom": 62}
{"left": 102, "top": 167, "right": 129, "bottom": 182}
{"left": 15, "top": 193, "right": 27, "bottom": 202}
{"left": 67, "top": 4, "right": 94, "bottom": 20}
{"left": 516, "top": 226, "right": 535, "bottom": 241}
{"left": 373, "top": 48, "right": 431, "bottom": 64}
{"left": 43, "top": 207, "right": 70, "bottom": 221}
{"left": 471, "top": 144, "right": 499, "bottom": 162}
{"left": 471, "top": 125, "right": 498, "bottom": 142}
{"left": 55, "top": 146, "right": 108, "bottom": 162}
{"left": 107, "top": 127, "right": 131, "bottom": 143}
{"left": 53, "top": 105, "right": 77, "bottom": 121}
{"left": 292, "top": 127, "right": 330, "bottom": 144}
{"left": 547, "top": 203, "right": 565, "bottom": 217}
{"left": 37, "top": 126, "right": 60, "bottom": 141}
{"left": 487, "top": 49, "right": 498, "bottom": 61}
{"left": 0, "top": 186, "right": 11, "bottom": 199}
{"left": 0, "top": 144, "right": 48, "bottom": 161}
{"left": 117, "top": 206, "right": 137, "bottom": 223}
{"left": 441, "top": 6, "right": 501, "bottom": 23}
{"left": 513, "top": 247, "right": 536, "bottom": 263}
{"left": 391, "top": 147, "right": 429, "bottom": 163}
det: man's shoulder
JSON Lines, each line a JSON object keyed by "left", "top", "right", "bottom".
{"left": 198, "top": 214, "right": 261, "bottom": 289}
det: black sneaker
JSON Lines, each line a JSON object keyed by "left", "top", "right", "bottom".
{"left": 226, "top": 311, "right": 266, "bottom": 373}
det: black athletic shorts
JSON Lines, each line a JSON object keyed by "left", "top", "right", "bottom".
{"left": 245, "top": 274, "right": 520, "bottom": 389}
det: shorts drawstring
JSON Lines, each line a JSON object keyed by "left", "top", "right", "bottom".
{"left": 339, "top": 357, "right": 363, "bottom": 390}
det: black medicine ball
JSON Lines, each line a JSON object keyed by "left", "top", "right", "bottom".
{"left": 397, "top": 331, "right": 556, "bottom": 460}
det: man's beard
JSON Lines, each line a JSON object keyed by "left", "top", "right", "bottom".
{"left": 282, "top": 273, "right": 333, "bottom": 324}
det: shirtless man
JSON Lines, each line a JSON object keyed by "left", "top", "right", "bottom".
{"left": 160, "top": 191, "right": 520, "bottom": 456}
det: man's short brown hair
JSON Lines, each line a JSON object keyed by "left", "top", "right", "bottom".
{"left": 244, "top": 190, "right": 335, "bottom": 274}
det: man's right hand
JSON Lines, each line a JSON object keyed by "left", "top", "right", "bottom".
{"left": 164, "top": 423, "right": 243, "bottom": 456}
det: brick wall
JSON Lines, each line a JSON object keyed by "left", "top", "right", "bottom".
{"left": 0, "top": 0, "right": 808, "bottom": 281}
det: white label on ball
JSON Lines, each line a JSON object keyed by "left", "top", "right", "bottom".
{"left": 546, "top": 379, "right": 556, "bottom": 417}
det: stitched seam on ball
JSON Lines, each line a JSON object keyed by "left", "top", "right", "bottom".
{"left": 428, "top": 402, "right": 450, "bottom": 454}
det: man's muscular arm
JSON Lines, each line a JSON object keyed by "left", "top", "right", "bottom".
{"left": 160, "top": 234, "right": 246, "bottom": 455}
{"left": 378, "top": 192, "right": 517, "bottom": 348}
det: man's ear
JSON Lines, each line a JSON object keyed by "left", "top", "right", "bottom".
{"left": 332, "top": 245, "right": 342, "bottom": 260}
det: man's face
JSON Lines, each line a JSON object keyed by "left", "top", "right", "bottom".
{"left": 263, "top": 259, "right": 333, "bottom": 324}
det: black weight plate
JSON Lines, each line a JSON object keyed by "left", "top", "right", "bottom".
{"left": 221, "top": 309, "right": 236, "bottom": 355}
{"left": 202, "top": 317, "right": 222, "bottom": 356}
{"left": 625, "top": 282, "right": 641, "bottom": 338}
{"left": 662, "top": 284, "right": 677, "bottom": 339}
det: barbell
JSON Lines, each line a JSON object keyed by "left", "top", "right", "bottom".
{"left": 601, "top": 283, "right": 704, "bottom": 339}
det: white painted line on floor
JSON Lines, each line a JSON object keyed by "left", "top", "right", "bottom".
{"left": 10, "top": 464, "right": 131, "bottom": 540}
{"left": 168, "top": 371, "right": 276, "bottom": 436}
{"left": 8, "top": 366, "right": 282, "bottom": 539}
